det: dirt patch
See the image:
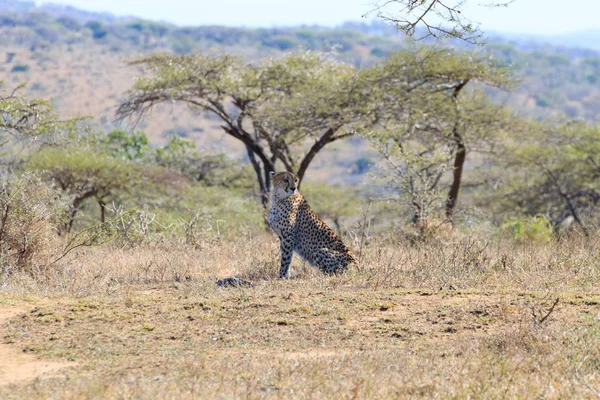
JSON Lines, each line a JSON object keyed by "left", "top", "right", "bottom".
{"left": 0, "top": 305, "right": 73, "bottom": 387}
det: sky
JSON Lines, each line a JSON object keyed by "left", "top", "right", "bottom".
{"left": 34, "top": 0, "right": 600, "bottom": 36}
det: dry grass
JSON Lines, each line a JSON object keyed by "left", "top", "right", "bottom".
{"left": 1, "top": 231, "right": 600, "bottom": 399}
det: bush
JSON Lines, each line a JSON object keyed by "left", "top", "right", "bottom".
{"left": 499, "top": 215, "right": 554, "bottom": 243}
{"left": 102, "top": 129, "right": 149, "bottom": 160}
{"left": 0, "top": 173, "right": 70, "bottom": 276}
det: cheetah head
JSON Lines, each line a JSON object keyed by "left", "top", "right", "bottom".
{"left": 270, "top": 171, "right": 299, "bottom": 199}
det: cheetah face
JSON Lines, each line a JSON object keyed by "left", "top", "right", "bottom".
{"left": 270, "top": 171, "right": 299, "bottom": 199}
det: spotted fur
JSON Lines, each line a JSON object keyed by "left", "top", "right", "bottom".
{"left": 268, "top": 171, "right": 355, "bottom": 279}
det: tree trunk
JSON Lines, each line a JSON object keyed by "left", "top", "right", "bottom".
{"left": 411, "top": 202, "right": 423, "bottom": 225}
{"left": 445, "top": 140, "right": 466, "bottom": 222}
{"left": 99, "top": 199, "right": 106, "bottom": 223}
{"left": 562, "top": 192, "right": 589, "bottom": 237}
{"left": 222, "top": 125, "right": 274, "bottom": 207}
{"left": 65, "top": 191, "right": 97, "bottom": 234}
{"left": 244, "top": 144, "right": 275, "bottom": 230}
{"left": 245, "top": 144, "right": 269, "bottom": 208}
{"left": 66, "top": 206, "right": 79, "bottom": 234}
{"left": 263, "top": 164, "right": 273, "bottom": 204}
{"left": 445, "top": 80, "right": 469, "bottom": 224}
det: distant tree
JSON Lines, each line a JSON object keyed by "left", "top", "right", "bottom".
{"left": 10, "top": 64, "right": 29, "bottom": 73}
{"left": 117, "top": 51, "right": 376, "bottom": 207}
{"left": 0, "top": 84, "right": 80, "bottom": 152}
{"left": 86, "top": 20, "right": 108, "bottom": 39}
{"left": 126, "top": 20, "right": 170, "bottom": 37}
{"left": 367, "top": 0, "right": 516, "bottom": 44}
{"left": 367, "top": 46, "right": 515, "bottom": 223}
{"left": 352, "top": 157, "right": 375, "bottom": 175}
{"left": 489, "top": 121, "right": 600, "bottom": 235}
{"left": 152, "top": 135, "right": 253, "bottom": 188}
{"left": 28, "top": 147, "right": 140, "bottom": 231}
{"left": 56, "top": 16, "right": 81, "bottom": 31}
{"left": 102, "top": 129, "right": 149, "bottom": 161}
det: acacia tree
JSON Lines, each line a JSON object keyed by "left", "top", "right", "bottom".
{"left": 27, "top": 147, "right": 141, "bottom": 232}
{"left": 367, "top": 46, "right": 514, "bottom": 223}
{"left": 1, "top": 84, "right": 80, "bottom": 151}
{"left": 489, "top": 121, "right": 600, "bottom": 235}
{"left": 367, "top": 0, "right": 516, "bottom": 44}
{"left": 117, "top": 51, "right": 375, "bottom": 207}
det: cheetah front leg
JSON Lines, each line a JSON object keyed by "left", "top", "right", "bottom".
{"left": 278, "top": 237, "right": 294, "bottom": 279}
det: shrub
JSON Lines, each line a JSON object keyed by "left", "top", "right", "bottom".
{"left": 0, "top": 173, "right": 70, "bottom": 276}
{"left": 499, "top": 215, "right": 554, "bottom": 243}
{"left": 102, "top": 129, "right": 149, "bottom": 160}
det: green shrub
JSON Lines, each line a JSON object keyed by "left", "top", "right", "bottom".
{"left": 499, "top": 215, "right": 554, "bottom": 243}
{"left": 102, "top": 129, "right": 149, "bottom": 160}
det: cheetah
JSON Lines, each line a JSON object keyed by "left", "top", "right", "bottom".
{"left": 268, "top": 171, "right": 356, "bottom": 279}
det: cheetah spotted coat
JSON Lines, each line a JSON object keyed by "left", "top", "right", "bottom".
{"left": 268, "top": 171, "right": 355, "bottom": 279}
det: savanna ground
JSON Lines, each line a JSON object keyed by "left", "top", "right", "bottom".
{"left": 1, "top": 231, "right": 599, "bottom": 399}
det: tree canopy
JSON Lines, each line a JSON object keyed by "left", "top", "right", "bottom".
{"left": 366, "top": 46, "right": 515, "bottom": 223}
{"left": 0, "top": 84, "right": 81, "bottom": 150}
{"left": 488, "top": 121, "right": 600, "bottom": 235}
{"left": 117, "top": 51, "right": 376, "bottom": 206}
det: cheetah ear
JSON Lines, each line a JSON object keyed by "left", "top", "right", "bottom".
{"left": 269, "top": 171, "right": 275, "bottom": 177}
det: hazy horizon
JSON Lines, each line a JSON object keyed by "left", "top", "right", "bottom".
{"left": 33, "top": 0, "right": 600, "bottom": 36}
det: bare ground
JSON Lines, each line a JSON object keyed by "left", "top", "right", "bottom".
{"left": 0, "top": 305, "right": 74, "bottom": 387}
